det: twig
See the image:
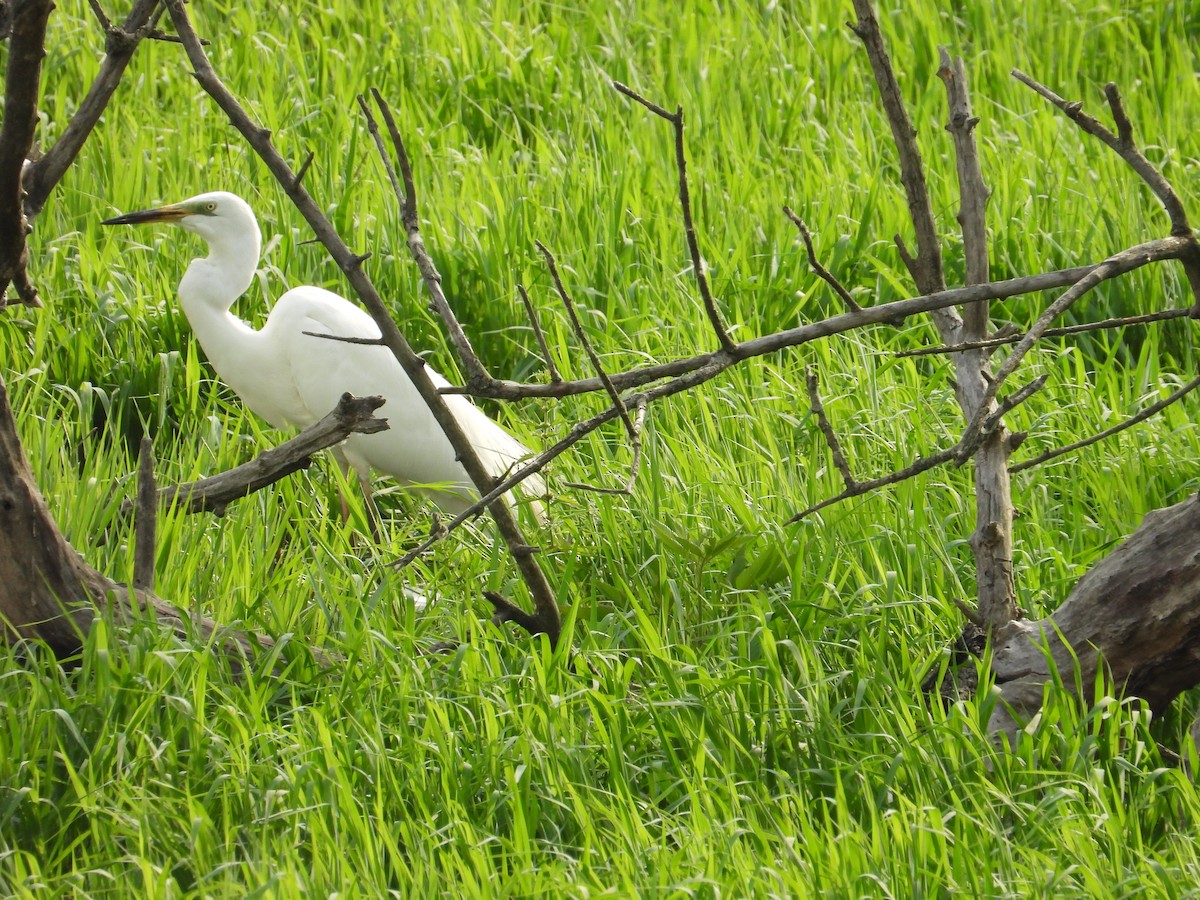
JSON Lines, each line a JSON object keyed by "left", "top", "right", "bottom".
{"left": 783, "top": 207, "right": 861, "bottom": 312}
{"left": 1013, "top": 69, "right": 1200, "bottom": 311}
{"left": 1011, "top": 373, "right": 1200, "bottom": 473}
{"left": 849, "top": 0, "right": 947, "bottom": 300}
{"left": 363, "top": 88, "right": 493, "bottom": 387}
{"left": 86, "top": 0, "right": 111, "bottom": 30}
{"left": 291, "top": 151, "right": 315, "bottom": 190}
{"left": 613, "top": 81, "right": 737, "bottom": 352}
{"left": 536, "top": 240, "right": 637, "bottom": 442}
{"left": 563, "top": 397, "right": 648, "bottom": 495}
{"left": 896, "top": 308, "right": 1193, "bottom": 358}
{"left": 516, "top": 283, "right": 563, "bottom": 384}
{"left": 938, "top": 47, "right": 991, "bottom": 337}
{"left": 982, "top": 374, "right": 1048, "bottom": 433}
{"left": 956, "top": 238, "right": 1191, "bottom": 460}
{"left": 805, "top": 367, "right": 856, "bottom": 490}
{"left": 121, "top": 393, "right": 388, "bottom": 516}
{"left": 133, "top": 435, "right": 156, "bottom": 592}
{"left": 23, "top": 0, "right": 163, "bottom": 220}
{"left": 787, "top": 446, "right": 958, "bottom": 524}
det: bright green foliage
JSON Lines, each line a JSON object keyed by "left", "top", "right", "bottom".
{"left": 3, "top": 0, "right": 1200, "bottom": 895}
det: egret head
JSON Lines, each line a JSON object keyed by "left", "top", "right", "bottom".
{"left": 102, "top": 191, "right": 259, "bottom": 246}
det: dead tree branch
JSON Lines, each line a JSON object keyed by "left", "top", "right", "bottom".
{"left": 1012, "top": 69, "right": 1200, "bottom": 312}
{"left": 805, "top": 367, "right": 856, "bottom": 490}
{"left": 613, "top": 81, "right": 737, "bottom": 352}
{"left": 897, "top": 307, "right": 1192, "bottom": 358}
{"left": 23, "top": 0, "right": 163, "bottom": 219}
{"left": 516, "top": 283, "right": 563, "bottom": 384}
{"left": 133, "top": 435, "right": 156, "bottom": 591}
{"left": 121, "top": 393, "right": 388, "bottom": 517}
{"left": 1011, "top": 373, "right": 1200, "bottom": 474}
{"left": 783, "top": 207, "right": 861, "bottom": 312}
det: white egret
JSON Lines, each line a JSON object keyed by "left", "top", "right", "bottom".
{"left": 103, "top": 191, "right": 544, "bottom": 533}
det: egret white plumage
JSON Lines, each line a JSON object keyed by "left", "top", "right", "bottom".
{"left": 103, "top": 191, "right": 544, "bottom": 532}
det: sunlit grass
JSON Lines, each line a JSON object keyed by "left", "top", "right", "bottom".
{"left": 3, "top": 0, "right": 1200, "bottom": 894}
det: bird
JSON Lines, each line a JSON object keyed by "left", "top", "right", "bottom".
{"left": 102, "top": 191, "right": 545, "bottom": 536}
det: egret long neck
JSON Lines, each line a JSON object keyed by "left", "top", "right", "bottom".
{"left": 176, "top": 229, "right": 264, "bottom": 389}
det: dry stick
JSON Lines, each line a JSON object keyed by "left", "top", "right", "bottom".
{"left": 23, "top": 0, "right": 163, "bottom": 220}
{"left": 805, "top": 367, "right": 856, "bottom": 490}
{"left": 1011, "top": 373, "right": 1200, "bottom": 474}
{"left": 441, "top": 262, "right": 1108, "bottom": 400}
{"left": 1011, "top": 69, "right": 1200, "bottom": 312}
{"left": 612, "top": 81, "right": 737, "bottom": 353}
{"left": 849, "top": 0, "right": 947, "bottom": 302}
{"left": 536, "top": 241, "right": 637, "bottom": 442}
{"left": 563, "top": 397, "right": 649, "bottom": 496}
{"left": 897, "top": 308, "right": 1193, "bottom": 358}
{"left": 167, "top": 2, "right": 560, "bottom": 643}
{"left": 133, "top": 435, "right": 156, "bottom": 592}
{"left": 938, "top": 47, "right": 991, "bottom": 337}
{"left": 122, "top": 393, "right": 389, "bottom": 516}
{"left": 937, "top": 46, "right": 1017, "bottom": 628}
{"left": 516, "top": 284, "right": 563, "bottom": 384}
{"left": 956, "top": 237, "right": 1195, "bottom": 462}
{"left": 783, "top": 207, "right": 861, "bottom": 312}
{"left": 366, "top": 89, "right": 493, "bottom": 388}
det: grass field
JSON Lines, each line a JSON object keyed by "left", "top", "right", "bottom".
{"left": 4, "top": 0, "right": 1200, "bottom": 894}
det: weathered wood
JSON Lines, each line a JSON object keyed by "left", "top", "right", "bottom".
{"left": 989, "top": 494, "right": 1200, "bottom": 743}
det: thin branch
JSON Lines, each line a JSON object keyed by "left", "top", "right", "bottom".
{"left": 787, "top": 447, "right": 958, "bottom": 524}
{"left": 849, "top": 0, "right": 947, "bottom": 300}
{"left": 938, "top": 47, "right": 991, "bottom": 337}
{"left": 122, "top": 393, "right": 388, "bottom": 516}
{"left": 1011, "top": 373, "right": 1200, "bottom": 474}
{"left": 291, "top": 150, "right": 314, "bottom": 190}
{"left": 362, "top": 89, "right": 493, "bottom": 386}
{"left": 133, "top": 435, "right": 156, "bottom": 592}
{"left": 563, "top": 397, "right": 648, "bottom": 495}
{"left": 442, "top": 261, "right": 1117, "bottom": 400}
{"left": 516, "top": 283, "right": 563, "bottom": 384}
{"left": 896, "top": 307, "right": 1193, "bottom": 358}
{"left": 783, "top": 207, "right": 861, "bottom": 312}
{"left": 23, "top": 0, "right": 163, "bottom": 219}
{"left": 956, "top": 237, "right": 1192, "bottom": 460}
{"left": 613, "top": 81, "right": 737, "bottom": 352}
{"left": 536, "top": 240, "right": 637, "bottom": 442}
{"left": 805, "top": 366, "right": 856, "bottom": 490}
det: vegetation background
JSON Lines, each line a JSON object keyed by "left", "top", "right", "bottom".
{"left": 3, "top": 0, "right": 1200, "bottom": 894}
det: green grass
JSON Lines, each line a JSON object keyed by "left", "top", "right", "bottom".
{"left": 3, "top": 0, "right": 1200, "bottom": 894}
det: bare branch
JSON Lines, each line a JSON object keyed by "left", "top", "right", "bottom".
{"left": 938, "top": 47, "right": 991, "bottom": 337}
{"left": 849, "top": 0, "right": 947, "bottom": 300}
{"left": 123, "top": 393, "right": 387, "bottom": 517}
{"left": 896, "top": 307, "right": 1193, "bottom": 358}
{"left": 516, "top": 283, "right": 563, "bottom": 384}
{"left": 563, "top": 397, "right": 648, "bottom": 495}
{"left": 363, "top": 89, "right": 493, "bottom": 387}
{"left": 133, "top": 435, "right": 156, "bottom": 592}
{"left": 805, "top": 366, "right": 856, "bottom": 490}
{"left": 613, "top": 81, "right": 737, "bottom": 352}
{"left": 1011, "top": 373, "right": 1200, "bottom": 474}
{"left": 0, "top": 0, "right": 53, "bottom": 307}
{"left": 536, "top": 240, "right": 637, "bottom": 442}
{"left": 783, "top": 207, "right": 861, "bottom": 312}
{"left": 23, "top": 0, "right": 163, "bottom": 219}
{"left": 787, "top": 447, "right": 958, "bottom": 524}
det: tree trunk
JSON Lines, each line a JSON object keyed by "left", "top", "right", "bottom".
{"left": 989, "top": 493, "right": 1200, "bottom": 742}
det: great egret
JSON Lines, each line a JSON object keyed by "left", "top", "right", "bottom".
{"left": 103, "top": 191, "right": 544, "bottom": 533}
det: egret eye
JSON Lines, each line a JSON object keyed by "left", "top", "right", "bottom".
{"left": 205, "top": 201, "right": 217, "bottom": 212}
